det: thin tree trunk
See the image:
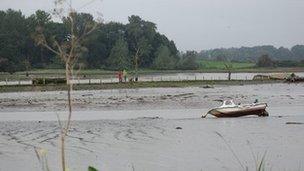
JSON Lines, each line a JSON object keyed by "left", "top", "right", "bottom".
{"left": 228, "top": 71, "right": 231, "bottom": 81}
{"left": 61, "top": 62, "right": 73, "bottom": 171}
{"left": 61, "top": 135, "right": 66, "bottom": 171}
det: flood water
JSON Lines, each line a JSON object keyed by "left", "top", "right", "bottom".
{"left": 0, "top": 83, "right": 304, "bottom": 171}
{"left": 1, "top": 72, "right": 304, "bottom": 85}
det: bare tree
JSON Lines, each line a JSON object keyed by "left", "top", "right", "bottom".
{"left": 224, "top": 62, "right": 233, "bottom": 81}
{"left": 34, "top": 1, "right": 100, "bottom": 170}
{"left": 133, "top": 47, "right": 140, "bottom": 81}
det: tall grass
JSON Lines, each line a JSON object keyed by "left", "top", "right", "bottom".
{"left": 215, "top": 131, "right": 268, "bottom": 171}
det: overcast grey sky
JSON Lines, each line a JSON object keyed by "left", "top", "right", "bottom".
{"left": 1, "top": 0, "right": 304, "bottom": 51}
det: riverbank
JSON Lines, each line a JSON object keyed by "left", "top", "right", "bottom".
{"left": 0, "top": 80, "right": 282, "bottom": 93}
{"left": 1, "top": 68, "right": 304, "bottom": 81}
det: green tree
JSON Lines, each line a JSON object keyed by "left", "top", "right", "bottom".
{"left": 0, "top": 9, "right": 29, "bottom": 73}
{"left": 224, "top": 62, "right": 233, "bottom": 80}
{"left": 154, "top": 45, "right": 176, "bottom": 69}
{"left": 178, "top": 51, "right": 199, "bottom": 70}
{"left": 291, "top": 45, "right": 304, "bottom": 61}
{"left": 0, "top": 10, "right": 179, "bottom": 72}
{"left": 106, "top": 38, "right": 130, "bottom": 70}
{"left": 256, "top": 54, "right": 275, "bottom": 67}
{"left": 126, "top": 15, "right": 156, "bottom": 68}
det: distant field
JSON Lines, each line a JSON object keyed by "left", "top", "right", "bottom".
{"left": 198, "top": 60, "right": 255, "bottom": 70}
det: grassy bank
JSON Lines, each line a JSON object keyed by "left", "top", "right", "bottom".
{"left": 1, "top": 67, "right": 304, "bottom": 81}
{"left": 0, "top": 80, "right": 282, "bottom": 93}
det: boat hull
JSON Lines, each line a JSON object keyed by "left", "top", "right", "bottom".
{"left": 205, "top": 103, "right": 268, "bottom": 118}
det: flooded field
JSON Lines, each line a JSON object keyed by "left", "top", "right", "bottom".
{"left": 0, "top": 83, "right": 304, "bottom": 171}
{"left": 1, "top": 72, "right": 304, "bottom": 85}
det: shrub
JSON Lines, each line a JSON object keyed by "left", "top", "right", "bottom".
{"left": 32, "top": 78, "right": 66, "bottom": 85}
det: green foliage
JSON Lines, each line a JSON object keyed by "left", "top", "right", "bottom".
{"left": 291, "top": 45, "right": 304, "bottom": 60}
{"left": 199, "top": 45, "right": 304, "bottom": 62}
{"left": 0, "top": 10, "right": 178, "bottom": 72}
{"left": 1, "top": 9, "right": 303, "bottom": 73}
{"left": 88, "top": 166, "right": 98, "bottom": 171}
{"left": 177, "top": 51, "right": 199, "bottom": 70}
{"left": 154, "top": 45, "right": 176, "bottom": 69}
{"left": 32, "top": 78, "right": 66, "bottom": 85}
{"left": 276, "top": 60, "right": 304, "bottom": 67}
{"left": 106, "top": 38, "right": 130, "bottom": 70}
{"left": 256, "top": 54, "right": 275, "bottom": 67}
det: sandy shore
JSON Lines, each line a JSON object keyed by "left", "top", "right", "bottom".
{"left": 0, "top": 83, "right": 304, "bottom": 171}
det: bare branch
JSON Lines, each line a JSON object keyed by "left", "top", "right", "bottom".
{"left": 42, "top": 42, "right": 61, "bottom": 57}
{"left": 76, "top": 22, "right": 99, "bottom": 42}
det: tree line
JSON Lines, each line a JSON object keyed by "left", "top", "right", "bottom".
{"left": 0, "top": 9, "right": 199, "bottom": 73}
{"left": 198, "top": 45, "right": 304, "bottom": 63}
{"left": 1, "top": 9, "right": 304, "bottom": 73}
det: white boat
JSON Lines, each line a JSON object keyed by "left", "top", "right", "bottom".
{"left": 202, "top": 100, "right": 269, "bottom": 118}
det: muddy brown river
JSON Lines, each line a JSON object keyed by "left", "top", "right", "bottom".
{"left": 0, "top": 83, "right": 304, "bottom": 171}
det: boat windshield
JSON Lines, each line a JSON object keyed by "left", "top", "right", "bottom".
{"left": 220, "top": 100, "right": 237, "bottom": 108}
